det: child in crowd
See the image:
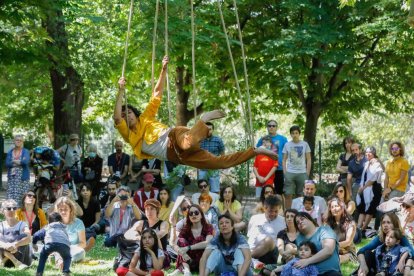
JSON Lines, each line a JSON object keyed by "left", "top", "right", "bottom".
{"left": 375, "top": 229, "right": 410, "bottom": 276}
{"left": 300, "top": 196, "right": 321, "bottom": 225}
{"left": 270, "top": 241, "right": 319, "bottom": 276}
{"left": 123, "top": 228, "right": 164, "bottom": 276}
{"left": 253, "top": 135, "right": 278, "bottom": 199}
{"left": 33, "top": 212, "right": 71, "bottom": 276}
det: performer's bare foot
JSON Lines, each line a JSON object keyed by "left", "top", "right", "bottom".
{"left": 200, "top": 110, "right": 226, "bottom": 122}
{"left": 254, "top": 147, "right": 278, "bottom": 160}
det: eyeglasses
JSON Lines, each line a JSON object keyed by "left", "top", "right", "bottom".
{"left": 181, "top": 206, "right": 189, "bottom": 212}
{"left": 27, "top": 194, "right": 36, "bottom": 198}
{"left": 199, "top": 184, "right": 208, "bottom": 189}
{"left": 5, "top": 207, "right": 18, "bottom": 211}
{"left": 189, "top": 210, "right": 200, "bottom": 217}
{"left": 391, "top": 147, "right": 400, "bottom": 151}
{"left": 267, "top": 124, "right": 277, "bottom": 128}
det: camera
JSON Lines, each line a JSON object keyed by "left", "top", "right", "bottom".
{"left": 119, "top": 195, "right": 128, "bottom": 201}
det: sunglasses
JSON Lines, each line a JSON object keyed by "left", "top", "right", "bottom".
{"left": 5, "top": 207, "right": 18, "bottom": 211}
{"left": 27, "top": 194, "right": 36, "bottom": 198}
{"left": 391, "top": 147, "right": 400, "bottom": 151}
{"left": 189, "top": 210, "right": 200, "bottom": 217}
{"left": 181, "top": 206, "right": 189, "bottom": 212}
{"left": 199, "top": 184, "right": 208, "bottom": 189}
{"left": 267, "top": 124, "right": 277, "bottom": 127}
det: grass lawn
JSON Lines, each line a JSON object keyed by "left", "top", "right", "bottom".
{"left": 0, "top": 234, "right": 372, "bottom": 276}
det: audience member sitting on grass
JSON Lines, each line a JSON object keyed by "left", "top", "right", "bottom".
{"left": 355, "top": 212, "right": 414, "bottom": 276}
{"left": 99, "top": 177, "right": 120, "bottom": 209}
{"left": 169, "top": 204, "right": 214, "bottom": 276}
{"left": 105, "top": 186, "right": 142, "bottom": 247}
{"left": 191, "top": 179, "right": 219, "bottom": 205}
{"left": 133, "top": 173, "right": 159, "bottom": 212}
{"left": 276, "top": 209, "right": 299, "bottom": 264}
{"left": 247, "top": 195, "right": 285, "bottom": 267}
{"left": 292, "top": 180, "right": 327, "bottom": 224}
{"left": 157, "top": 187, "right": 174, "bottom": 223}
{"left": 33, "top": 212, "right": 71, "bottom": 276}
{"left": 0, "top": 199, "right": 32, "bottom": 269}
{"left": 77, "top": 183, "right": 101, "bottom": 251}
{"left": 125, "top": 199, "right": 170, "bottom": 268}
{"left": 169, "top": 197, "right": 192, "bottom": 246}
{"left": 325, "top": 197, "right": 357, "bottom": 264}
{"left": 199, "top": 193, "right": 220, "bottom": 234}
{"left": 54, "top": 196, "right": 87, "bottom": 263}
{"left": 199, "top": 214, "right": 253, "bottom": 276}
{"left": 269, "top": 241, "right": 319, "bottom": 276}
{"left": 253, "top": 184, "right": 276, "bottom": 215}
{"left": 16, "top": 190, "right": 47, "bottom": 235}
{"left": 374, "top": 229, "right": 409, "bottom": 276}
{"left": 294, "top": 211, "right": 341, "bottom": 276}
{"left": 124, "top": 229, "right": 165, "bottom": 276}
{"left": 215, "top": 185, "right": 246, "bottom": 231}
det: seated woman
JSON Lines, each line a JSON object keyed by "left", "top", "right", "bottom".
{"left": 277, "top": 209, "right": 299, "bottom": 264}
{"left": 16, "top": 191, "right": 47, "bottom": 235}
{"left": 253, "top": 184, "right": 276, "bottom": 215}
{"left": 125, "top": 199, "right": 169, "bottom": 265}
{"left": 125, "top": 228, "right": 164, "bottom": 276}
{"left": 55, "top": 196, "right": 87, "bottom": 263}
{"left": 77, "top": 183, "right": 101, "bottom": 251}
{"left": 199, "top": 214, "right": 252, "bottom": 276}
{"left": 326, "top": 197, "right": 357, "bottom": 264}
{"left": 332, "top": 183, "right": 356, "bottom": 215}
{"left": 157, "top": 187, "right": 174, "bottom": 223}
{"left": 355, "top": 212, "right": 414, "bottom": 275}
{"left": 215, "top": 185, "right": 246, "bottom": 231}
{"left": 169, "top": 205, "right": 214, "bottom": 276}
{"left": 199, "top": 194, "right": 220, "bottom": 234}
{"left": 0, "top": 199, "right": 32, "bottom": 269}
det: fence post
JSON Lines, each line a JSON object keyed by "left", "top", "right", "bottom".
{"left": 0, "top": 133, "right": 4, "bottom": 190}
{"left": 318, "top": 140, "right": 322, "bottom": 184}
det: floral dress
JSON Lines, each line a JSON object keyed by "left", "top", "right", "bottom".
{"left": 176, "top": 223, "right": 214, "bottom": 272}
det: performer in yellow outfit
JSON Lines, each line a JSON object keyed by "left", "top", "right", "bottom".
{"left": 114, "top": 56, "right": 277, "bottom": 170}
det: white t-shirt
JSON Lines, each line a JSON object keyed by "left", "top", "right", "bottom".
{"left": 282, "top": 140, "right": 311, "bottom": 173}
{"left": 59, "top": 144, "right": 82, "bottom": 170}
{"left": 247, "top": 213, "right": 286, "bottom": 249}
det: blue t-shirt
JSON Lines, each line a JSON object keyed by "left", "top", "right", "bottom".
{"left": 66, "top": 218, "right": 85, "bottom": 245}
{"left": 256, "top": 134, "right": 287, "bottom": 170}
{"left": 295, "top": 226, "right": 340, "bottom": 274}
{"left": 347, "top": 157, "right": 367, "bottom": 184}
{"left": 207, "top": 234, "right": 249, "bottom": 265}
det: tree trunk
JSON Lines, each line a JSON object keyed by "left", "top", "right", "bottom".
{"left": 303, "top": 101, "right": 322, "bottom": 177}
{"left": 175, "top": 64, "right": 203, "bottom": 126}
{"left": 44, "top": 3, "right": 84, "bottom": 148}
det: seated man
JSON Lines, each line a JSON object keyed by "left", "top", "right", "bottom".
{"left": 247, "top": 195, "right": 285, "bottom": 265}
{"left": 191, "top": 179, "right": 219, "bottom": 205}
{"left": 114, "top": 56, "right": 277, "bottom": 172}
{"left": 104, "top": 186, "right": 141, "bottom": 247}
{"left": 133, "top": 173, "right": 159, "bottom": 211}
{"left": 292, "top": 180, "right": 327, "bottom": 220}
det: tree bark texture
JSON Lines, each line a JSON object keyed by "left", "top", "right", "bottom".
{"left": 43, "top": 3, "right": 84, "bottom": 148}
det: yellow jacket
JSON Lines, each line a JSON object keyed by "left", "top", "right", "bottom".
{"left": 16, "top": 208, "right": 48, "bottom": 229}
{"left": 116, "top": 96, "right": 168, "bottom": 159}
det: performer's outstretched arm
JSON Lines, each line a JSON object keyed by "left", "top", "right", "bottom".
{"left": 114, "top": 77, "right": 126, "bottom": 125}
{"left": 153, "top": 56, "right": 169, "bottom": 98}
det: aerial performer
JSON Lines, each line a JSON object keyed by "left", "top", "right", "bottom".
{"left": 113, "top": 56, "right": 277, "bottom": 170}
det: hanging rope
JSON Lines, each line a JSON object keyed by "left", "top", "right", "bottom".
{"left": 165, "top": 0, "right": 173, "bottom": 125}
{"left": 121, "top": 0, "right": 135, "bottom": 135}
{"left": 232, "top": 0, "right": 254, "bottom": 146}
{"left": 409, "top": 0, "right": 414, "bottom": 28}
{"left": 151, "top": 0, "right": 160, "bottom": 92}
{"left": 217, "top": 0, "right": 253, "bottom": 146}
{"left": 191, "top": 0, "right": 198, "bottom": 122}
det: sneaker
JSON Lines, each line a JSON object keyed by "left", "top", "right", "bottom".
{"left": 17, "top": 263, "right": 29, "bottom": 270}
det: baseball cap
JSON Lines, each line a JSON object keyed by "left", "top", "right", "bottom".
{"left": 69, "top": 134, "right": 79, "bottom": 140}
{"left": 143, "top": 173, "right": 155, "bottom": 183}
